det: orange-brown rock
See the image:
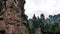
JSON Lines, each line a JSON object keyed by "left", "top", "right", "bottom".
{"left": 35, "top": 28, "right": 41, "bottom": 34}
{"left": 0, "top": 0, "right": 29, "bottom": 34}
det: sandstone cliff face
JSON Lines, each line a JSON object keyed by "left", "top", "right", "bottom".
{"left": 35, "top": 28, "right": 41, "bottom": 34}
{"left": 0, "top": 0, "right": 28, "bottom": 34}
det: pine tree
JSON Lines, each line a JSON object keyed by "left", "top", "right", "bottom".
{"left": 32, "top": 14, "right": 37, "bottom": 34}
{"left": 40, "top": 14, "right": 46, "bottom": 34}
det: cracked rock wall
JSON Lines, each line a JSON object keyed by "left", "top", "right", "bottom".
{"left": 0, "top": 0, "right": 29, "bottom": 34}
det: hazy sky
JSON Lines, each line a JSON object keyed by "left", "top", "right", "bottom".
{"left": 25, "top": 0, "right": 60, "bottom": 19}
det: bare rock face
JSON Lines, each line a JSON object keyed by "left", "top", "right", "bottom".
{"left": 35, "top": 28, "right": 41, "bottom": 34}
{"left": 0, "top": 0, "right": 29, "bottom": 34}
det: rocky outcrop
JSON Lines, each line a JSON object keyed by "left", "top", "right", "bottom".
{"left": 0, "top": 0, "right": 28, "bottom": 34}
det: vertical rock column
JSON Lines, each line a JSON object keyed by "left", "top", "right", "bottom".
{"left": 1, "top": 0, "right": 29, "bottom": 34}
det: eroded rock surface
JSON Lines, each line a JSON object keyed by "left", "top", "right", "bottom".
{"left": 0, "top": 0, "right": 28, "bottom": 34}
